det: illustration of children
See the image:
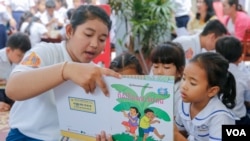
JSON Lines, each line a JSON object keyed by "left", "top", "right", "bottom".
{"left": 122, "top": 106, "right": 141, "bottom": 141}
{"left": 139, "top": 108, "right": 165, "bottom": 141}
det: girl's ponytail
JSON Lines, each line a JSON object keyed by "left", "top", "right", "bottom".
{"left": 218, "top": 71, "right": 236, "bottom": 109}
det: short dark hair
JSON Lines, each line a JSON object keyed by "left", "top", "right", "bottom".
{"left": 201, "top": 19, "right": 227, "bottom": 37}
{"left": 215, "top": 36, "right": 242, "bottom": 62}
{"left": 7, "top": 32, "right": 31, "bottom": 53}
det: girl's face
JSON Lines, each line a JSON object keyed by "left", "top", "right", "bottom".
{"left": 152, "top": 63, "right": 180, "bottom": 78}
{"left": 180, "top": 62, "right": 211, "bottom": 105}
{"left": 66, "top": 18, "right": 109, "bottom": 63}
{"left": 196, "top": 0, "right": 208, "bottom": 14}
{"left": 222, "top": 0, "right": 234, "bottom": 15}
{"left": 130, "top": 108, "right": 137, "bottom": 116}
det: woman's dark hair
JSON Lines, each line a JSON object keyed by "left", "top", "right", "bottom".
{"left": 150, "top": 41, "right": 185, "bottom": 82}
{"left": 215, "top": 36, "right": 242, "bottom": 63}
{"left": 196, "top": 0, "right": 215, "bottom": 22}
{"left": 190, "top": 52, "right": 236, "bottom": 109}
{"left": 70, "top": 5, "right": 112, "bottom": 33}
{"left": 227, "top": 0, "right": 243, "bottom": 11}
{"left": 109, "top": 52, "right": 143, "bottom": 75}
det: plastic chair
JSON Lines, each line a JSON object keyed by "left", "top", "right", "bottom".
{"left": 93, "top": 4, "right": 111, "bottom": 68}
{"left": 242, "top": 28, "right": 250, "bottom": 61}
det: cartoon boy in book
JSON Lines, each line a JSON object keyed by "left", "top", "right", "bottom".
{"left": 139, "top": 108, "right": 165, "bottom": 141}
{"left": 122, "top": 106, "right": 140, "bottom": 140}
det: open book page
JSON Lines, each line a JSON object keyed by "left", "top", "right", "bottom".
{"left": 54, "top": 75, "right": 174, "bottom": 141}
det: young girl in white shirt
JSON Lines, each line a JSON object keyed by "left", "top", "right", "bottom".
{"left": 150, "top": 41, "right": 185, "bottom": 117}
{"left": 174, "top": 52, "right": 237, "bottom": 141}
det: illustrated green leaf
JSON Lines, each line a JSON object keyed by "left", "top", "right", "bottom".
{"left": 149, "top": 107, "right": 171, "bottom": 122}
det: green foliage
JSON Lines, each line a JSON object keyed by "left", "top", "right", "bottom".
{"left": 111, "top": 83, "right": 171, "bottom": 122}
{"left": 108, "top": 0, "right": 175, "bottom": 54}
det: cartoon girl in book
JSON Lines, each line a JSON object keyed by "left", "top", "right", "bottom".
{"left": 122, "top": 106, "right": 141, "bottom": 140}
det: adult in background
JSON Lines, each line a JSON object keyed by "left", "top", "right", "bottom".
{"left": 222, "top": 0, "right": 250, "bottom": 41}
{"left": 187, "top": 0, "right": 217, "bottom": 34}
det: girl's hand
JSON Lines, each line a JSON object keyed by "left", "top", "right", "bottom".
{"left": 63, "top": 62, "right": 121, "bottom": 96}
{"left": 96, "top": 131, "right": 113, "bottom": 141}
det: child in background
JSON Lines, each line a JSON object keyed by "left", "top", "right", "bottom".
{"left": 55, "top": 0, "right": 68, "bottom": 23}
{"left": 215, "top": 36, "right": 250, "bottom": 124}
{"left": 34, "top": 0, "right": 46, "bottom": 18}
{"left": 150, "top": 41, "right": 185, "bottom": 116}
{"left": 19, "top": 11, "right": 48, "bottom": 47}
{"left": 109, "top": 52, "right": 143, "bottom": 75}
{"left": 174, "top": 52, "right": 237, "bottom": 141}
{"left": 173, "top": 19, "right": 227, "bottom": 62}
{"left": 0, "top": 32, "right": 31, "bottom": 111}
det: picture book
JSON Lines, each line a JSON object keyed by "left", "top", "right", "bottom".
{"left": 54, "top": 75, "right": 174, "bottom": 141}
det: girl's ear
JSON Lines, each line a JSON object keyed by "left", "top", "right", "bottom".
{"left": 208, "top": 86, "right": 220, "bottom": 98}
{"left": 65, "top": 24, "right": 73, "bottom": 39}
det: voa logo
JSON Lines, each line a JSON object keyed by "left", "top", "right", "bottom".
{"left": 226, "top": 129, "right": 246, "bottom": 136}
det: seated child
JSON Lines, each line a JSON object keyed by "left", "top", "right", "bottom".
{"left": 150, "top": 41, "right": 185, "bottom": 116}
{"left": 0, "top": 32, "right": 31, "bottom": 111}
{"left": 215, "top": 36, "right": 250, "bottom": 124}
{"left": 109, "top": 52, "right": 143, "bottom": 75}
{"left": 174, "top": 52, "right": 237, "bottom": 141}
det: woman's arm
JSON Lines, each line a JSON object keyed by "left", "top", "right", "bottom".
{"left": 6, "top": 62, "right": 120, "bottom": 100}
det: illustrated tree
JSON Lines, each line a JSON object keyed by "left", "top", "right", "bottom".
{"left": 111, "top": 83, "right": 171, "bottom": 139}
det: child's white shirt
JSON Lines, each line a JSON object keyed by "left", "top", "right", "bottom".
{"left": 229, "top": 63, "right": 250, "bottom": 118}
{"left": 20, "top": 22, "right": 48, "bottom": 47}
{"left": 175, "top": 96, "right": 236, "bottom": 141}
